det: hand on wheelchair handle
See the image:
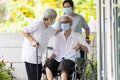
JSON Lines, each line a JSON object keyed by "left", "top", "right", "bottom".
{"left": 86, "top": 39, "right": 91, "bottom": 44}
{"left": 45, "top": 58, "right": 49, "bottom": 63}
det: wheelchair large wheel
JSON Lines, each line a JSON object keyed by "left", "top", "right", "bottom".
{"left": 82, "top": 59, "right": 95, "bottom": 80}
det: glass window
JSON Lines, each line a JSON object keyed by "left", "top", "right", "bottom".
{"left": 114, "top": 0, "right": 120, "bottom": 80}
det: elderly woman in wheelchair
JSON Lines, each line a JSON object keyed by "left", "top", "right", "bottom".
{"left": 45, "top": 15, "right": 89, "bottom": 80}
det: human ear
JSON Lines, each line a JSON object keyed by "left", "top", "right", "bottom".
{"left": 70, "top": 23, "right": 72, "bottom": 26}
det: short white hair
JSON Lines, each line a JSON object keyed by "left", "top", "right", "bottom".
{"left": 60, "top": 15, "right": 73, "bottom": 22}
{"left": 43, "top": 8, "right": 57, "bottom": 19}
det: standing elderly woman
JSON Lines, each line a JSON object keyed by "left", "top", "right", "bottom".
{"left": 21, "top": 8, "right": 57, "bottom": 80}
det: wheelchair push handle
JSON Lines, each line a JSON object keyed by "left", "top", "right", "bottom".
{"left": 45, "top": 46, "right": 53, "bottom": 59}
{"left": 47, "top": 47, "right": 53, "bottom": 50}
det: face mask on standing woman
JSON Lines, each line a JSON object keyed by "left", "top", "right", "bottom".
{"left": 63, "top": 7, "right": 73, "bottom": 15}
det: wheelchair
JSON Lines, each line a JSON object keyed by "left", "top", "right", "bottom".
{"left": 42, "top": 47, "right": 95, "bottom": 80}
{"left": 72, "top": 50, "right": 96, "bottom": 80}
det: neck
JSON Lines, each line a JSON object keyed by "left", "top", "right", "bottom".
{"left": 64, "top": 29, "right": 71, "bottom": 38}
{"left": 69, "top": 12, "right": 75, "bottom": 17}
{"left": 44, "top": 20, "right": 49, "bottom": 28}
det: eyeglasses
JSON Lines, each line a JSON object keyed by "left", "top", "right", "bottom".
{"left": 61, "top": 21, "right": 71, "bottom": 24}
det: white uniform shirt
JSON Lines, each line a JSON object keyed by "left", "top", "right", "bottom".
{"left": 53, "top": 31, "right": 89, "bottom": 62}
{"left": 54, "top": 14, "right": 89, "bottom": 34}
{"left": 21, "top": 20, "right": 56, "bottom": 64}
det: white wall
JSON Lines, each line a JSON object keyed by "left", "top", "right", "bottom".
{"left": 0, "top": 33, "right": 27, "bottom": 80}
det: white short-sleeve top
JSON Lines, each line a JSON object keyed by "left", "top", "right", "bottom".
{"left": 53, "top": 31, "right": 89, "bottom": 62}
{"left": 21, "top": 20, "right": 56, "bottom": 64}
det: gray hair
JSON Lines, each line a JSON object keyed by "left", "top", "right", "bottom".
{"left": 43, "top": 8, "right": 57, "bottom": 20}
{"left": 60, "top": 15, "right": 73, "bottom": 23}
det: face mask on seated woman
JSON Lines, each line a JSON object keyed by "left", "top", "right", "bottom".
{"left": 60, "top": 23, "right": 70, "bottom": 31}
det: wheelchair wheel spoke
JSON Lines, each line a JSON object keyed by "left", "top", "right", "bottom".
{"left": 83, "top": 60, "right": 95, "bottom": 80}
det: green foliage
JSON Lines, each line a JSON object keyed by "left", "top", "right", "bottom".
{"left": 118, "top": 2, "right": 120, "bottom": 16}
{"left": 73, "top": 0, "right": 96, "bottom": 22}
{"left": 0, "top": 0, "right": 96, "bottom": 32}
{"left": 93, "top": 59, "right": 97, "bottom": 80}
{"left": 0, "top": 61, "right": 15, "bottom": 80}
{"left": 0, "top": 0, "right": 35, "bottom": 32}
{"left": 0, "top": 2, "right": 6, "bottom": 22}
{"left": 86, "top": 59, "right": 97, "bottom": 80}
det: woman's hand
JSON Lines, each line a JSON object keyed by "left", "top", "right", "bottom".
{"left": 55, "top": 30, "right": 62, "bottom": 35}
{"left": 86, "top": 39, "right": 91, "bottom": 44}
{"left": 73, "top": 44, "right": 81, "bottom": 52}
{"left": 22, "top": 31, "right": 39, "bottom": 48}
{"left": 31, "top": 40, "right": 39, "bottom": 48}
{"left": 45, "top": 58, "right": 49, "bottom": 63}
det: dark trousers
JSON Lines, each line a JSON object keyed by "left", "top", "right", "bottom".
{"left": 25, "top": 62, "right": 42, "bottom": 80}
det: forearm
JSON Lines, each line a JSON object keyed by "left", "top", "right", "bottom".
{"left": 55, "top": 30, "right": 62, "bottom": 35}
{"left": 49, "top": 53, "right": 56, "bottom": 60}
{"left": 22, "top": 31, "right": 36, "bottom": 43}
{"left": 79, "top": 44, "right": 88, "bottom": 53}
{"left": 85, "top": 28, "right": 90, "bottom": 38}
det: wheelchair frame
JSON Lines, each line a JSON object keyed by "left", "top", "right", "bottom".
{"left": 72, "top": 50, "right": 96, "bottom": 80}
{"left": 42, "top": 47, "right": 96, "bottom": 80}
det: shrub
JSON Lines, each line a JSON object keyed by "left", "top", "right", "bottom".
{"left": 86, "top": 59, "right": 97, "bottom": 80}
{"left": 0, "top": 60, "right": 15, "bottom": 80}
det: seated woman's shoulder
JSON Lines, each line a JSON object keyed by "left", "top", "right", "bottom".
{"left": 72, "top": 31, "right": 82, "bottom": 36}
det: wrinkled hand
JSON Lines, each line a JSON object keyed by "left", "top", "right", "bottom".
{"left": 86, "top": 39, "right": 91, "bottom": 44}
{"left": 31, "top": 40, "right": 39, "bottom": 48}
{"left": 55, "top": 30, "right": 62, "bottom": 35}
{"left": 73, "top": 44, "right": 81, "bottom": 52}
{"left": 45, "top": 58, "right": 49, "bottom": 63}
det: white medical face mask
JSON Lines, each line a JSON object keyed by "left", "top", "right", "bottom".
{"left": 63, "top": 7, "right": 73, "bottom": 15}
{"left": 60, "top": 23, "right": 70, "bottom": 31}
